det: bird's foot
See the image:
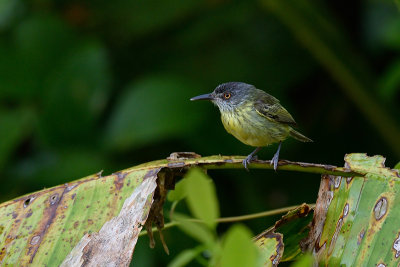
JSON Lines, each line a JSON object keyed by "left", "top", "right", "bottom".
{"left": 270, "top": 152, "right": 279, "bottom": 171}
{"left": 242, "top": 155, "right": 258, "bottom": 171}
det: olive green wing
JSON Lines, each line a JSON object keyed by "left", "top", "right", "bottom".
{"left": 254, "top": 93, "right": 297, "bottom": 126}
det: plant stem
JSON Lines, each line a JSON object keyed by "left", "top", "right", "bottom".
{"left": 210, "top": 203, "right": 315, "bottom": 223}
{"left": 139, "top": 203, "right": 315, "bottom": 237}
{"left": 135, "top": 154, "right": 363, "bottom": 177}
{"left": 202, "top": 159, "right": 361, "bottom": 177}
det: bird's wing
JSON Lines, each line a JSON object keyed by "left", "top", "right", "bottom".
{"left": 254, "top": 93, "right": 297, "bottom": 126}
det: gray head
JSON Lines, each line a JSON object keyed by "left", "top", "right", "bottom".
{"left": 190, "top": 82, "right": 256, "bottom": 112}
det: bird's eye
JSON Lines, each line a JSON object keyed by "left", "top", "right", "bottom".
{"left": 224, "top": 93, "right": 231, "bottom": 99}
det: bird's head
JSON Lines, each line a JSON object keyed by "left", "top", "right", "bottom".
{"left": 190, "top": 82, "right": 256, "bottom": 112}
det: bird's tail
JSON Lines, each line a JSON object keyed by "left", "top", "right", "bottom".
{"left": 289, "top": 129, "right": 313, "bottom": 142}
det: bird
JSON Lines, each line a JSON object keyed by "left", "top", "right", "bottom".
{"left": 190, "top": 82, "right": 312, "bottom": 171}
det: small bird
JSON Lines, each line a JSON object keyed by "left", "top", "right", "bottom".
{"left": 190, "top": 82, "right": 312, "bottom": 171}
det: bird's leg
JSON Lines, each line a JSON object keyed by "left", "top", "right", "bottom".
{"left": 271, "top": 142, "right": 282, "bottom": 171}
{"left": 243, "top": 147, "right": 262, "bottom": 171}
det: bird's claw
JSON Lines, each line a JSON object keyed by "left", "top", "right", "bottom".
{"left": 242, "top": 158, "right": 249, "bottom": 171}
{"left": 270, "top": 153, "right": 279, "bottom": 171}
{"left": 242, "top": 155, "right": 258, "bottom": 171}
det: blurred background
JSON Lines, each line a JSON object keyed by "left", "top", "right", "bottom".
{"left": 1, "top": 0, "right": 400, "bottom": 265}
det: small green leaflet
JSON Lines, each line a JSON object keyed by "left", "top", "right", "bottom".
{"left": 184, "top": 168, "right": 220, "bottom": 229}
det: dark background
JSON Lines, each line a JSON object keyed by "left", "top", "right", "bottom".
{"left": 1, "top": 0, "right": 399, "bottom": 265}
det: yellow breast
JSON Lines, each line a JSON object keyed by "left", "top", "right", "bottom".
{"left": 220, "top": 106, "right": 290, "bottom": 147}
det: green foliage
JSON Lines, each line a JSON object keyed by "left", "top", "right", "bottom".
{"left": 1, "top": 0, "right": 400, "bottom": 265}
{"left": 174, "top": 214, "right": 216, "bottom": 245}
{"left": 165, "top": 154, "right": 400, "bottom": 266}
{"left": 166, "top": 165, "right": 319, "bottom": 266}
{"left": 2, "top": 152, "right": 398, "bottom": 266}
{"left": 378, "top": 60, "right": 400, "bottom": 100}
{"left": 220, "top": 225, "right": 260, "bottom": 267}
{"left": 0, "top": 164, "right": 159, "bottom": 266}
{"left": 167, "top": 178, "right": 187, "bottom": 202}
{"left": 105, "top": 76, "right": 206, "bottom": 151}
{"left": 290, "top": 254, "right": 313, "bottom": 267}
{"left": 167, "top": 247, "right": 203, "bottom": 267}
{"left": 184, "top": 168, "right": 220, "bottom": 229}
{"left": 167, "top": 167, "right": 278, "bottom": 266}
{"left": 394, "top": 162, "right": 400, "bottom": 170}
{"left": 303, "top": 154, "right": 400, "bottom": 266}
{"left": 264, "top": 204, "right": 312, "bottom": 262}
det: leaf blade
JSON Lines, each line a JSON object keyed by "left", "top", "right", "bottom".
{"left": 220, "top": 224, "right": 259, "bottom": 267}
{"left": 184, "top": 168, "right": 219, "bottom": 229}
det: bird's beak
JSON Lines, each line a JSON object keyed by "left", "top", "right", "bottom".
{"left": 190, "top": 93, "right": 214, "bottom": 101}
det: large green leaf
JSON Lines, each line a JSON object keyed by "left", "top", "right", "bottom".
{"left": 301, "top": 154, "right": 400, "bottom": 266}
{"left": 0, "top": 153, "right": 251, "bottom": 265}
{"left": 0, "top": 164, "right": 162, "bottom": 265}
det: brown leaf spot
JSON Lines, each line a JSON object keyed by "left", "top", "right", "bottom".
{"left": 343, "top": 203, "right": 349, "bottom": 218}
{"left": 358, "top": 229, "right": 365, "bottom": 245}
{"left": 0, "top": 247, "right": 6, "bottom": 262}
{"left": 30, "top": 235, "right": 41, "bottom": 245}
{"left": 334, "top": 176, "right": 342, "bottom": 189}
{"left": 113, "top": 172, "right": 127, "bottom": 191}
{"left": 393, "top": 233, "right": 400, "bottom": 258}
{"left": 66, "top": 184, "right": 77, "bottom": 192}
{"left": 24, "top": 197, "right": 35, "bottom": 208}
{"left": 25, "top": 210, "right": 33, "bottom": 218}
{"left": 50, "top": 194, "right": 59, "bottom": 205}
{"left": 374, "top": 197, "right": 388, "bottom": 221}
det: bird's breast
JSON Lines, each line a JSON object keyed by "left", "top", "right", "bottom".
{"left": 220, "top": 106, "right": 289, "bottom": 147}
